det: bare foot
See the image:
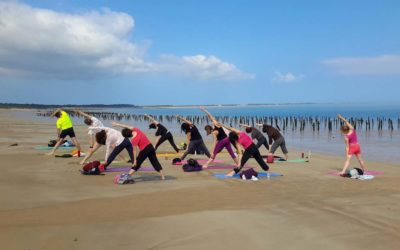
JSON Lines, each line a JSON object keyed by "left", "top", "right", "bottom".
{"left": 45, "top": 152, "right": 54, "bottom": 156}
{"left": 225, "top": 171, "right": 235, "bottom": 177}
{"left": 202, "top": 165, "right": 208, "bottom": 169}
{"left": 161, "top": 175, "right": 166, "bottom": 180}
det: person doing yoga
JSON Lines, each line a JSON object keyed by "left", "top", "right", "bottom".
{"left": 144, "top": 114, "right": 179, "bottom": 153}
{"left": 46, "top": 109, "right": 82, "bottom": 156}
{"left": 256, "top": 123, "right": 288, "bottom": 160}
{"left": 221, "top": 124, "right": 270, "bottom": 177}
{"left": 74, "top": 109, "right": 104, "bottom": 150}
{"left": 79, "top": 126, "right": 134, "bottom": 170}
{"left": 200, "top": 107, "right": 239, "bottom": 168}
{"left": 239, "top": 124, "right": 270, "bottom": 152}
{"left": 112, "top": 122, "right": 165, "bottom": 180}
{"left": 337, "top": 114, "right": 366, "bottom": 176}
{"left": 176, "top": 115, "right": 211, "bottom": 160}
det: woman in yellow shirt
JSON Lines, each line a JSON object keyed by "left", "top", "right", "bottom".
{"left": 46, "top": 109, "right": 81, "bottom": 156}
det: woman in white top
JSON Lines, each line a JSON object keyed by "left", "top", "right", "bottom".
{"left": 80, "top": 127, "right": 134, "bottom": 170}
{"left": 74, "top": 109, "right": 104, "bottom": 149}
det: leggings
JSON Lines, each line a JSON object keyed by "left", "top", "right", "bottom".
{"left": 154, "top": 132, "right": 179, "bottom": 153}
{"left": 105, "top": 138, "right": 133, "bottom": 168}
{"left": 180, "top": 139, "right": 211, "bottom": 160}
{"left": 212, "top": 137, "right": 236, "bottom": 159}
{"left": 255, "top": 136, "right": 270, "bottom": 150}
{"left": 132, "top": 144, "right": 162, "bottom": 172}
{"left": 233, "top": 143, "right": 269, "bottom": 174}
{"left": 270, "top": 136, "right": 288, "bottom": 154}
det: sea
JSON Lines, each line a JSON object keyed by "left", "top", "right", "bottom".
{"left": 13, "top": 103, "right": 400, "bottom": 165}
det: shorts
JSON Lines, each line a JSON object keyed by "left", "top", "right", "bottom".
{"left": 59, "top": 127, "right": 76, "bottom": 139}
{"left": 348, "top": 143, "right": 361, "bottom": 155}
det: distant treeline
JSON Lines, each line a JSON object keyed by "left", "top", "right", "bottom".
{"left": 0, "top": 103, "right": 140, "bottom": 109}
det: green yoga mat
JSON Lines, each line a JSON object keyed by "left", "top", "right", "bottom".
{"left": 274, "top": 158, "right": 309, "bottom": 163}
{"left": 35, "top": 146, "right": 75, "bottom": 151}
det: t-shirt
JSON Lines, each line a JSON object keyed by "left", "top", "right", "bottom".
{"left": 56, "top": 111, "right": 73, "bottom": 130}
{"left": 251, "top": 127, "right": 265, "bottom": 141}
{"left": 89, "top": 126, "right": 125, "bottom": 162}
{"left": 88, "top": 116, "right": 104, "bottom": 135}
{"left": 238, "top": 132, "right": 253, "bottom": 149}
{"left": 131, "top": 128, "right": 151, "bottom": 151}
{"left": 264, "top": 125, "right": 282, "bottom": 145}
{"left": 188, "top": 125, "right": 202, "bottom": 141}
{"left": 155, "top": 124, "right": 168, "bottom": 137}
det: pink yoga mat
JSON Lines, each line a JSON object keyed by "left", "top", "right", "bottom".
{"left": 328, "top": 170, "right": 384, "bottom": 176}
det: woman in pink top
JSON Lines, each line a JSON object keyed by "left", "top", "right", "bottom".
{"left": 337, "top": 114, "right": 366, "bottom": 176}
{"left": 221, "top": 124, "right": 270, "bottom": 177}
{"left": 112, "top": 122, "right": 165, "bottom": 180}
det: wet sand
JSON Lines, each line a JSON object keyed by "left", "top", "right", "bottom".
{"left": 0, "top": 109, "right": 399, "bottom": 250}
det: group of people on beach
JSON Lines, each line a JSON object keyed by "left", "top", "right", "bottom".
{"left": 46, "top": 107, "right": 366, "bottom": 180}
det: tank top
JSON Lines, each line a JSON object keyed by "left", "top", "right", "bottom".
{"left": 214, "top": 126, "right": 227, "bottom": 141}
{"left": 346, "top": 130, "right": 358, "bottom": 144}
{"left": 238, "top": 132, "right": 253, "bottom": 150}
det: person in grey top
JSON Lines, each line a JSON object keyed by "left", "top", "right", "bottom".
{"left": 240, "top": 124, "right": 269, "bottom": 151}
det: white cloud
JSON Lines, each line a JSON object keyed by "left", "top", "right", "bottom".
{"left": 271, "top": 71, "right": 303, "bottom": 83}
{"left": 0, "top": 2, "right": 252, "bottom": 81}
{"left": 322, "top": 55, "right": 400, "bottom": 75}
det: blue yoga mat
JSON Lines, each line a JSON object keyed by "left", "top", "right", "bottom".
{"left": 214, "top": 172, "right": 283, "bottom": 179}
{"left": 35, "top": 146, "right": 75, "bottom": 150}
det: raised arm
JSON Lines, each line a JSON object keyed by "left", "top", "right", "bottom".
{"left": 176, "top": 115, "right": 193, "bottom": 125}
{"left": 337, "top": 114, "right": 354, "bottom": 130}
{"left": 50, "top": 108, "right": 62, "bottom": 117}
{"left": 200, "top": 107, "right": 219, "bottom": 126}
{"left": 111, "top": 122, "right": 134, "bottom": 130}
{"left": 239, "top": 123, "right": 251, "bottom": 128}
{"left": 74, "top": 109, "right": 92, "bottom": 119}
{"left": 220, "top": 123, "right": 241, "bottom": 134}
{"left": 144, "top": 114, "right": 159, "bottom": 125}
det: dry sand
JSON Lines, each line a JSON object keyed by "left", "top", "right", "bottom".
{"left": 0, "top": 109, "right": 399, "bottom": 250}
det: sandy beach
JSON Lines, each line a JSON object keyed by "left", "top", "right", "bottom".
{"left": 0, "top": 109, "right": 399, "bottom": 250}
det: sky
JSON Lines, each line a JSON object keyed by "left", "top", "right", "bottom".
{"left": 0, "top": 0, "right": 399, "bottom": 105}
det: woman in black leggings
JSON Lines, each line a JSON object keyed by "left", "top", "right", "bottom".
{"left": 221, "top": 124, "right": 270, "bottom": 177}
{"left": 144, "top": 114, "right": 179, "bottom": 153}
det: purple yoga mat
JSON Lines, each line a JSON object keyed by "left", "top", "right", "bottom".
{"left": 328, "top": 170, "right": 384, "bottom": 176}
{"left": 106, "top": 167, "right": 155, "bottom": 172}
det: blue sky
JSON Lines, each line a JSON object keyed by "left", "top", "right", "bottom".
{"left": 0, "top": 0, "right": 399, "bottom": 105}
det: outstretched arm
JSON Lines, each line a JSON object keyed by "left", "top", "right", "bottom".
{"left": 176, "top": 115, "right": 193, "bottom": 125}
{"left": 74, "top": 109, "right": 92, "bottom": 119}
{"left": 111, "top": 122, "right": 134, "bottom": 130}
{"left": 239, "top": 123, "right": 251, "bottom": 128}
{"left": 144, "top": 114, "right": 159, "bottom": 125}
{"left": 50, "top": 108, "right": 62, "bottom": 117}
{"left": 337, "top": 114, "right": 354, "bottom": 130}
{"left": 200, "top": 107, "right": 220, "bottom": 127}
{"left": 220, "top": 123, "right": 241, "bottom": 134}
{"left": 80, "top": 143, "right": 101, "bottom": 165}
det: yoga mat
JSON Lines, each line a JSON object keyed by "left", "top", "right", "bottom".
{"left": 214, "top": 172, "right": 283, "bottom": 179}
{"left": 35, "top": 146, "right": 75, "bottom": 150}
{"left": 157, "top": 153, "right": 180, "bottom": 157}
{"left": 106, "top": 166, "right": 155, "bottom": 172}
{"left": 274, "top": 158, "right": 309, "bottom": 163}
{"left": 173, "top": 159, "right": 225, "bottom": 165}
{"left": 328, "top": 170, "right": 383, "bottom": 176}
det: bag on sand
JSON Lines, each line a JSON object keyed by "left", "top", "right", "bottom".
{"left": 240, "top": 168, "right": 259, "bottom": 180}
{"left": 114, "top": 173, "right": 135, "bottom": 184}
{"left": 80, "top": 161, "right": 103, "bottom": 175}
{"left": 182, "top": 158, "right": 202, "bottom": 172}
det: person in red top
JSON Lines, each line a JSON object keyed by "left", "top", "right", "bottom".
{"left": 112, "top": 122, "right": 165, "bottom": 180}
